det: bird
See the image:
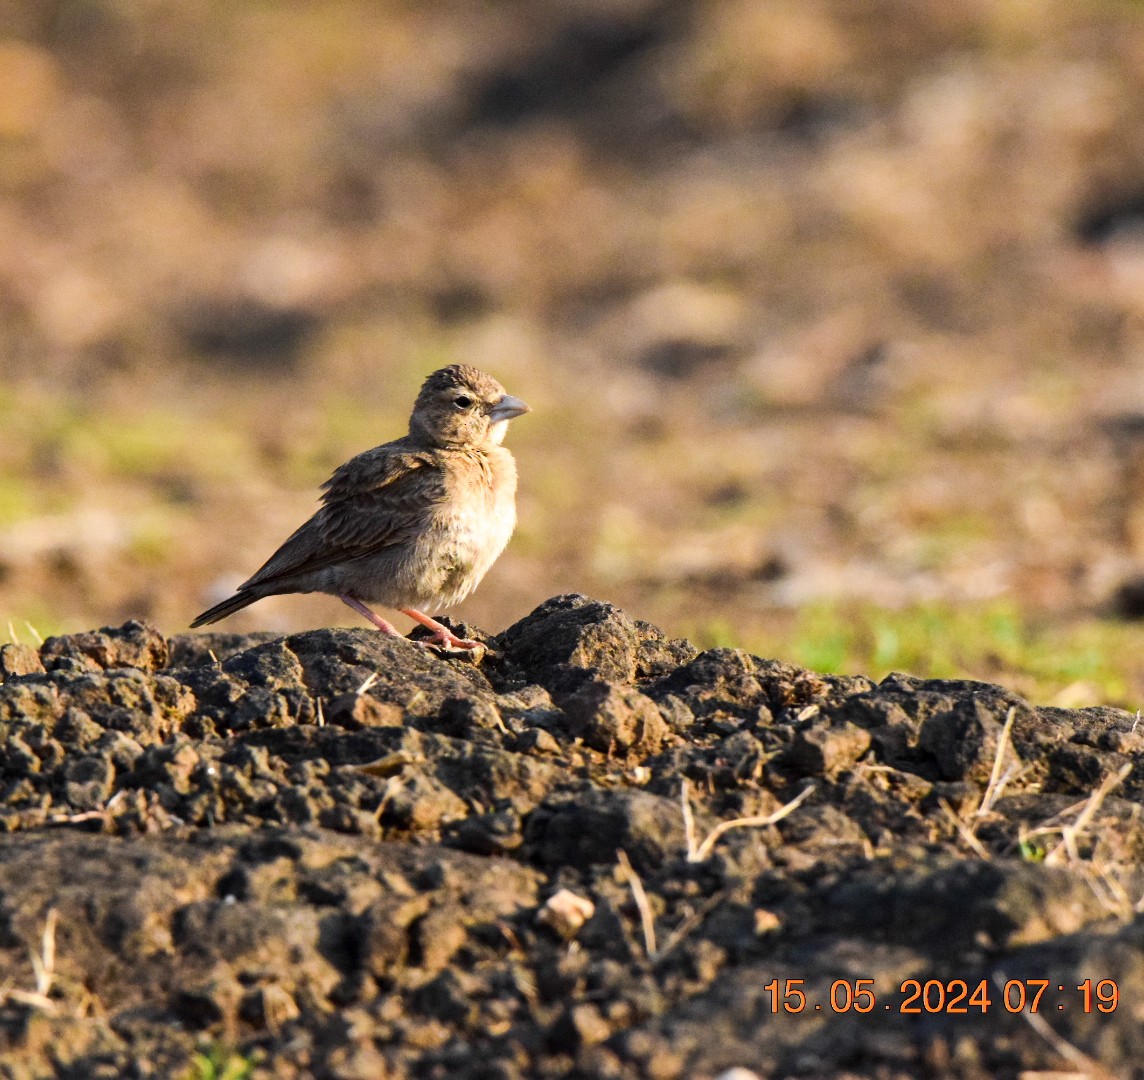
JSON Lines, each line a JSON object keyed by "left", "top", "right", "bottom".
{"left": 191, "top": 364, "right": 530, "bottom": 650}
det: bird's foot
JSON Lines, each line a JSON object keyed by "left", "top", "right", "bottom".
{"left": 400, "top": 609, "right": 484, "bottom": 652}
{"left": 340, "top": 598, "right": 485, "bottom": 654}
{"left": 424, "top": 629, "right": 483, "bottom": 651}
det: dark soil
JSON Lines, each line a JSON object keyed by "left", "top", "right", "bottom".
{"left": 1, "top": 596, "right": 1143, "bottom": 1079}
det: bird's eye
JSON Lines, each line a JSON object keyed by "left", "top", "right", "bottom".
{"left": 453, "top": 395, "right": 473, "bottom": 410}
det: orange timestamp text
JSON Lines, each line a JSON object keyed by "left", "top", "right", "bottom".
{"left": 761, "top": 978, "right": 1119, "bottom": 1015}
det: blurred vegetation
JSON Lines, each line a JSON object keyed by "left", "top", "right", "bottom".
{"left": 693, "top": 601, "right": 1144, "bottom": 708}
{"left": 184, "top": 1046, "right": 256, "bottom": 1080}
{"left": 4, "top": 0, "right": 1144, "bottom": 707}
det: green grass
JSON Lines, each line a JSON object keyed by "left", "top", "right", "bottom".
{"left": 0, "top": 475, "right": 36, "bottom": 526}
{"left": 1, "top": 610, "right": 64, "bottom": 647}
{"left": 693, "top": 600, "right": 1144, "bottom": 708}
{"left": 0, "top": 389, "right": 258, "bottom": 496}
{"left": 127, "top": 514, "right": 179, "bottom": 566}
{"left": 64, "top": 408, "right": 255, "bottom": 484}
{"left": 184, "top": 1045, "right": 256, "bottom": 1080}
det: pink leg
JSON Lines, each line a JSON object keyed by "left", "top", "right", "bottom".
{"left": 400, "top": 608, "right": 481, "bottom": 650}
{"left": 339, "top": 595, "right": 402, "bottom": 636}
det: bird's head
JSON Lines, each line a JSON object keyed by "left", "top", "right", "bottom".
{"left": 409, "top": 364, "right": 530, "bottom": 449}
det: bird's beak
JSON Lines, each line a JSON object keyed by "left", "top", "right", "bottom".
{"left": 488, "top": 394, "right": 531, "bottom": 422}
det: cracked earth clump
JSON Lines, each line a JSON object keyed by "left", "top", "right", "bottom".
{"left": 0, "top": 595, "right": 1142, "bottom": 1079}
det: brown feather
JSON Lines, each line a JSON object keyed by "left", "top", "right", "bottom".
{"left": 238, "top": 446, "right": 447, "bottom": 590}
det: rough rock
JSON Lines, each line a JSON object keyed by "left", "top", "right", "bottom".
{"left": 0, "top": 598, "right": 1141, "bottom": 1079}
{"left": 40, "top": 620, "right": 169, "bottom": 674}
{"left": 558, "top": 678, "right": 670, "bottom": 756}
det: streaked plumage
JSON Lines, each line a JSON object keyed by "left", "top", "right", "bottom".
{"left": 191, "top": 364, "right": 529, "bottom": 649}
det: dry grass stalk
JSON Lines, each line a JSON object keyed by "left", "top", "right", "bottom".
{"left": 0, "top": 908, "right": 59, "bottom": 1013}
{"left": 48, "top": 789, "right": 127, "bottom": 827}
{"left": 616, "top": 849, "right": 657, "bottom": 959}
{"left": 31, "top": 909, "right": 57, "bottom": 997}
{"left": 1008, "top": 764, "right": 1138, "bottom": 919}
{"left": 1024, "top": 794, "right": 1103, "bottom": 836}
{"left": 372, "top": 776, "right": 400, "bottom": 820}
{"left": 939, "top": 798, "right": 990, "bottom": 859}
{"left": 1043, "top": 764, "right": 1131, "bottom": 867}
{"left": 23, "top": 620, "right": 43, "bottom": 645}
{"left": 977, "top": 706, "right": 1020, "bottom": 818}
{"left": 996, "top": 971, "right": 1120, "bottom": 1080}
{"left": 679, "top": 780, "right": 698, "bottom": 858}
{"left": 654, "top": 890, "right": 726, "bottom": 963}
{"left": 0, "top": 987, "right": 55, "bottom": 1012}
{"left": 1019, "top": 1073, "right": 1098, "bottom": 1079}
{"left": 49, "top": 809, "right": 107, "bottom": 826}
{"left": 944, "top": 705, "right": 1039, "bottom": 860}
{"left": 686, "top": 785, "right": 815, "bottom": 863}
{"left": 1078, "top": 861, "right": 1133, "bottom": 921}
{"left": 356, "top": 671, "right": 379, "bottom": 696}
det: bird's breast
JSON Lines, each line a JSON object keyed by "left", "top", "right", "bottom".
{"left": 429, "top": 448, "right": 517, "bottom": 606}
{"left": 445, "top": 451, "right": 516, "bottom": 557}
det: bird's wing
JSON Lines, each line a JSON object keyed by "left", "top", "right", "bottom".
{"left": 239, "top": 446, "right": 447, "bottom": 589}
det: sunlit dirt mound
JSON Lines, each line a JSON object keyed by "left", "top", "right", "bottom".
{"left": 0, "top": 595, "right": 1140, "bottom": 1078}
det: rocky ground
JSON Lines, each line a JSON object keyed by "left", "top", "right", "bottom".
{"left": 0, "top": 595, "right": 1142, "bottom": 1079}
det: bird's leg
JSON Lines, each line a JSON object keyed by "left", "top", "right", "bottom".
{"left": 339, "top": 595, "right": 402, "bottom": 637}
{"left": 400, "top": 608, "right": 481, "bottom": 650}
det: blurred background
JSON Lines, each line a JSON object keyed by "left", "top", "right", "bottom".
{"left": 4, "top": 0, "right": 1144, "bottom": 704}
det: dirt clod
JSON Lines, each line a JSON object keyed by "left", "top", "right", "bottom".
{"left": 0, "top": 602, "right": 1141, "bottom": 1078}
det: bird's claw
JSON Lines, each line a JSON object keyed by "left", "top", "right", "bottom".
{"left": 417, "top": 633, "right": 490, "bottom": 661}
{"left": 420, "top": 632, "right": 481, "bottom": 651}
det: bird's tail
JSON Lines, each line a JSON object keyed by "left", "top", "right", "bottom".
{"left": 190, "top": 589, "right": 260, "bottom": 628}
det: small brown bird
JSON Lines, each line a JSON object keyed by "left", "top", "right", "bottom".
{"left": 191, "top": 364, "right": 529, "bottom": 649}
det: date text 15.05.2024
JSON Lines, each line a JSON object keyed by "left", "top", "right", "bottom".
{"left": 762, "top": 978, "right": 1118, "bottom": 1015}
